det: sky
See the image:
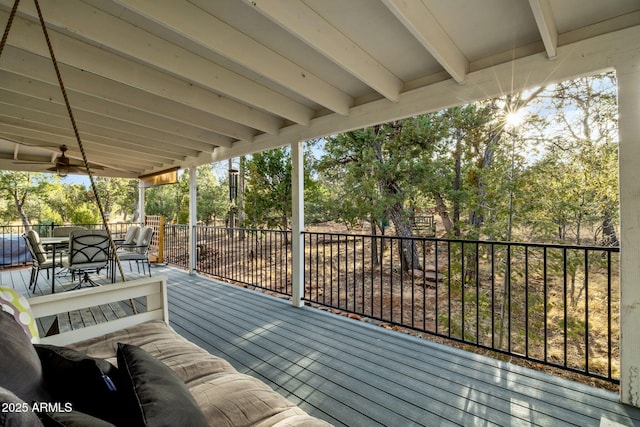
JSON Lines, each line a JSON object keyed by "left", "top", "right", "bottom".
{"left": 61, "top": 174, "right": 90, "bottom": 187}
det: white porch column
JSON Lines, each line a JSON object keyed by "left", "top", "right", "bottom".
{"left": 617, "top": 54, "right": 640, "bottom": 406}
{"left": 291, "top": 141, "right": 305, "bottom": 307}
{"left": 188, "top": 165, "right": 197, "bottom": 275}
{"left": 138, "top": 180, "right": 145, "bottom": 226}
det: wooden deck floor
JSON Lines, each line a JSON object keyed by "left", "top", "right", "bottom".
{"left": 3, "top": 264, "right": 640, "bottom": 426}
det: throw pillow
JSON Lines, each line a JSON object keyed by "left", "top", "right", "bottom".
{"left": 39, "top": 410, "right": 116, "bottom": 427}
{"left": 0, "top": 311, "right": 49, "bottom": 404}
{"left": 0, "top": 286, "right": 39, "bottom": 343}
{"left": 34, "top": 345, "right": 121, "bottom": 424}
{"left": 0, "top": 386, "right": 44, "bottom": 427}
{"left": 116, "top": 343, "right": 208, "bottom": 427}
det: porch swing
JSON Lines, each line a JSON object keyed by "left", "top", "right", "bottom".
{"left": 0, "top": 0, "right": 129, "bottom": 288}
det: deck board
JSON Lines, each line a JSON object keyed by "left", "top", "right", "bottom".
{"left": 3, "top": 265, "right": 640, "bottom": 426}
{"left": 161, "top": 267, "right": 640, "bottom": 427}
{"left": 169, "top": 285, "right": 474, "bottom": 426}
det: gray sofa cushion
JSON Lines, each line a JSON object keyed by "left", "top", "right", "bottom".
{"left": 68, "top": 321, "right": 332, "bottom": 426}
{"left": 0, "top": 311, "right": 48, "bottom": 404}
{"left": 0, "top": 386, "right": 44, "bottom": 427}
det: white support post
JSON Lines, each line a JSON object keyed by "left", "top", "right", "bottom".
{"left": 138, "top": 181, "right": 145, "bottom": 226}
{"left": 291, "top": 141, "right": 305, "bottom": 307}
{"left": 617, "top": 54, "right": 640, "bottom": 407}
{"left": 188, "top": 166, "right": 197, "bottom": 275}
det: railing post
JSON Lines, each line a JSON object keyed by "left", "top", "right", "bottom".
{"left": 616, "top": 54, "right": 640, "bottom": 407}
{"left": 291, "top": 141, "right": 304, "bottom": 307}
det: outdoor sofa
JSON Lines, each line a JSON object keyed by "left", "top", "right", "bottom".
{"left": 0, "top": 276, "right": 332, "bottom": 426}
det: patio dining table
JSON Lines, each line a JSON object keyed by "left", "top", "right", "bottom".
{"left": 40, "top": 236, "right": 68, "bottom": 294}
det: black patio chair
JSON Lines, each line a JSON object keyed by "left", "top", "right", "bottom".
{"left": 62, "top": 230, "right": 111, "bottom": 289}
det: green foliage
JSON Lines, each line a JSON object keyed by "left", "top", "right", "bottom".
{"left": 0, "top": 171, "right": 50, "bottom": 227}
{"left": 40, "top": 205, "right": 63, "bottom": 225}
{"left": 144, "top": 166, "right": 232, "bottom": 225}
{"left": 69, "top": 203, "right": 100, "bottom": 225}
{"left": 43, "top": 182, "right": 93, "bottom": 223}
{"left": 316, "top": 72, "right": 618, "bottom": 247}
{"left": 243, "top": 145, "right": 321, "bottom": 229}
{"left": 244, "top": 148, "right": 292, "bottom": 229}
{"left": 196, "top": 165, "right": 230, "bottom": 225}
{"left": 515, "top": 72, "right": 619, "bottom": 245}
{"left": 94, "top": 177, "right": 138, "bottom": 220}
{"left": 146, "top": 183, "right": 181, "bottom": 222}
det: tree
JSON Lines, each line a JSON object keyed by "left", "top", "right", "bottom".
{"left": 144, "top": 166, "right": 232, "bottom": 225}
{"left": 423, "top": 104, "right": 495, "bottom": 237}
{"left": 196, "top": 165, "right": 229, "bottom": 225}
{"left": 0, "top": 171, "right": 48, "bottom": 228}
{"left": 243, "top": 146, "right": 320, "bottom": 231}
{"left": 517, "top": 72, "right": 618, "bottom": 246}
{"left": 548, "top": 73, "right": 618, "bottom": 246}
{"left": 94, "top": 177, "right": 138, "bottom": 221}
{"left": 69, "top": 204, "right": 100, "bottom": 225}
{"left": 146, "top": 182, "right": 181, "bottom": 222}
{"left": 320, "top": 117, "right": 447, "bottom": 271}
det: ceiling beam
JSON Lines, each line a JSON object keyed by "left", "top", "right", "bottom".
{"left": 6, "top": 0, "right": 314, "bottom": 125}
{"left": 1, "top": 46, "right": 256, "bottom": 143}
{"left": 381, "top": 0, "right": 468, "bottom": 84}
{"left": 0, "top": 127, "right": 165, "bottom": 171}
{"left": 213, "top": 24, "right": 637, "bottom": 163}
{"left": 0, "top": 126, "right": 182, "bottom": 172}
{"left": 0, "top": 99, "right": 210, "bottom": 158}
{"left": 0, "top": 11, "right": 283, "bottom": 135}
{"left": 113, "top": 0, "right": 353, "bottom": 116}
{"left": 246, "top": 0, "right": 403, "bottom": 103}
{"left": 528, "top": 0, "right": 558, "bottom": 59}
{"left": 0, "top": 72, "right": 233, "bottom": 150}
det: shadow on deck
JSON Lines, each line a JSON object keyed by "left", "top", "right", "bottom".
{"left": 3, "top": 264, "right": 640, "bottom": 426}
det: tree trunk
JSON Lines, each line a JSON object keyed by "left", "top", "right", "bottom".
{"left": 13, "top": 190, "right": 31, "bottom": 229}
{"left": 132, "top": 193, "right": 140, "bottom": 222}
{"left": 453, "top": 129, "right": 463, "bottom": 236}
{"left": 370, "top": 134, "right": 421, "bottom": 272}
{"left": 433, "top": 191, "right": 454, "bottom": 234}
{"left": 469, "top": 131, "right": 498, "bottom": 235}
{"left": 385, "top": 200, "right": 422, "bottom": 272}
{"left": 370, "top": 218, "right": 380, "bottom": 266}
{"left": 601, "top": 209, "right": 619, "bottom": 247}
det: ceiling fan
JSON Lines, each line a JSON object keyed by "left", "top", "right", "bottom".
{"left": 13, "top": 144, "right": 103, "bottom": 177}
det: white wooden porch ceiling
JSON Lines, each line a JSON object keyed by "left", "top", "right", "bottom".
{"left": 0, "top": 0, "right": 638, "bottom": 178}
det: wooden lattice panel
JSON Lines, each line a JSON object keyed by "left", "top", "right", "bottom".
{"left": 145, "top": 215, "right": 165, "bottom": 263}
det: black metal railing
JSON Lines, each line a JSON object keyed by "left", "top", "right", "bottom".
{"left": 42, "top": 221, "right": 616, "bottom": 383}
{"left": 163, "top": 225, "right": 292, "bottom": 296}
{"left": 303, "top": 232, "right": 620, "bottom": 383}
{"left": 194, "top": 226, "right": 292, "bottom": 295}
{"left": 163, "top": 224, "right": 190, "bottom": 266}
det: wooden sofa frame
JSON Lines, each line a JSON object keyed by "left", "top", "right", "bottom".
{"left": 23, "top": 275, "right": 332, "bottom": 426}
{"left": 28, "top": 276, "right": 169, "bottom": 346}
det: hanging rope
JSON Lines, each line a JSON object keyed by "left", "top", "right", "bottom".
{"left": 0, "top": 0, "right": 134, "bottom": 302}
{"left": 0, "top": 0, "right": 20, "bottom": 58}
{"left": 30, "top": 0, "right": 129, "bottom": 288}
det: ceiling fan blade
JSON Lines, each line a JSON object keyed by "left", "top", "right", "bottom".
{"left": 66, "top": 162, "right": 105, "bottom": 170}
{"left": 2, "top": 137, "right": 60, "bottom": 150}
{"left": 74, "top": 163, "right": 104, "bottom": 170}
{"left": 47, "top": 165, "right": 106, "bottom": 174}
{"left": 13, "top": 160, "right": 53, "bottom": 165}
